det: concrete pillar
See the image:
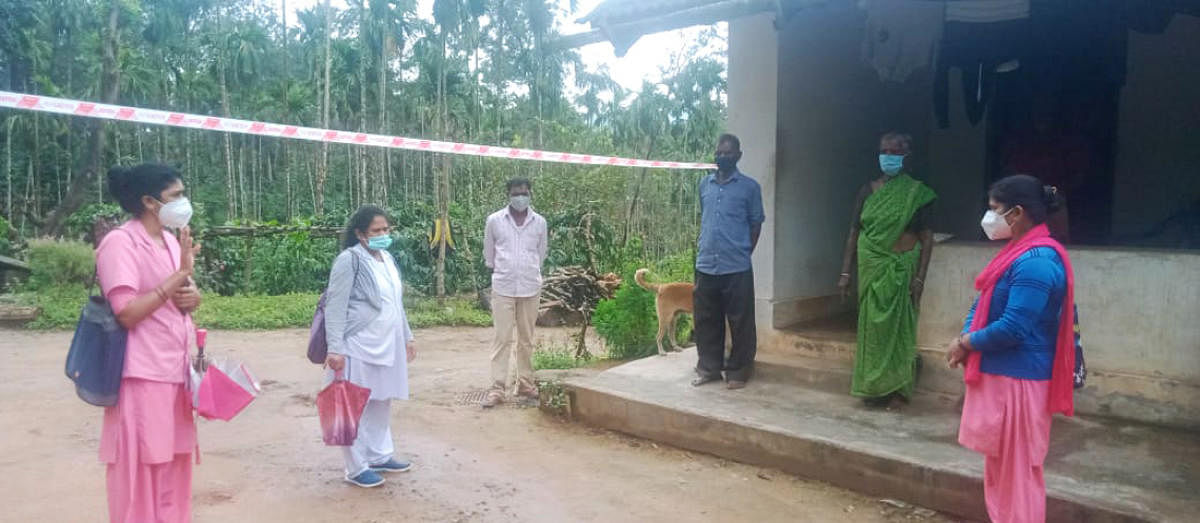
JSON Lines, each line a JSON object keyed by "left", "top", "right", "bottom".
{"left": 726, "top": 13, "right": 779, "bottom": 333}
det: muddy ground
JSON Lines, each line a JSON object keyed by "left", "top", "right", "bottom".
{"left": 0, "top": 327, "right": 950, "bottom": 522}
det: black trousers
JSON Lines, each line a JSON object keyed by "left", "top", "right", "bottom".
{"left": 693, "top": 270, "right": 757, "bottom": 382}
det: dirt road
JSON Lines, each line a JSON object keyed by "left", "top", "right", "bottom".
{"left": 0, "top": 327, "right": 948, "bottom": 522}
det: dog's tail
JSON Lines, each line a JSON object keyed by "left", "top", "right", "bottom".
{"left": 634, "top": 268, "right": 660, "bottom": 294}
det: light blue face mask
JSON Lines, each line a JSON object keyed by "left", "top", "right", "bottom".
{"left": 879, "top": 154, "right": 906, "bottom": 176}
{"left": 367, "top": 234, "right": 393, "bottom": 251}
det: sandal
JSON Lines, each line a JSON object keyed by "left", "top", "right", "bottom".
{"left": 481, "top": 389, "right": 505, "bottom": 409}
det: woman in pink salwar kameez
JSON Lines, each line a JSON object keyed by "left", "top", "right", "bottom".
{"left": 95, "top": 164, "right": 202, "bottom": 523}
{"left": 947, "top": 175, "right": 1078, "bottom": 523}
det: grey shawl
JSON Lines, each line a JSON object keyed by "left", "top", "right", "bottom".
{"left": 323, "top": 244, "right": 389, "bottom": 356}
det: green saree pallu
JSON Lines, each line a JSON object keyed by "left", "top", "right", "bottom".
{"left": 852, "top": 175, "right": 936, "bottom": 399}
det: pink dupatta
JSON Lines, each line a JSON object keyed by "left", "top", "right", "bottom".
{"left": 964, "top": 224, "right": 1076, "bottom": 416}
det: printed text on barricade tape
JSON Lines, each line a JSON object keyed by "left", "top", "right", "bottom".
{"left": 0, "top": 91, "right": 716, "bottom": 170}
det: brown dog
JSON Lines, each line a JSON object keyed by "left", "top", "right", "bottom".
{"left": 635, "top": 268, "right": 696, "bottom": 356}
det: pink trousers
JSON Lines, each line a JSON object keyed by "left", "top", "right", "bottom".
{"left": 959, "top": 373, "right": 1052, "bottom": 523}
{"left": 101, "top": 379, "right": 196, "bottom": 523}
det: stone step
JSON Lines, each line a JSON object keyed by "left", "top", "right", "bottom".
{"left": 754, "top": 352, "right": 852, "bottom": 393}
{"left": 565, "top": 348, "right": 1198, "bottom": 522}
{"left": 767, "top": 325, "right": 972, "bottom": 397}
{"left": 769, "top": 327, "right": 857, "bottom": 362}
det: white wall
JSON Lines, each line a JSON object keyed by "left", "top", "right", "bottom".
{"left": 726, "top": 13, "right": 779, "bottom": 329}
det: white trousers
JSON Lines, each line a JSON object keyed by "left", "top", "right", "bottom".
{"left": 342, "top": 399, "right": 395, "bottom": 477}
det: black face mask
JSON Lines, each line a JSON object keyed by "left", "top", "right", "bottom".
{"left": 715, "top": 154, "right": 738, "bottom": 172}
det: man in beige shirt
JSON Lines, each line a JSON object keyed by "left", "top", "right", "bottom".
{"left": 481, "top": 178, "right": 548, "bottom": 408}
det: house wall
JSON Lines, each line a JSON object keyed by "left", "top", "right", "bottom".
{"left": 726, "top": 12, "right": 779, "bottom": 331}
{"left": 730, "top": 4, "right": 1199, "bottom": 428}
{"left": 917, "top": 243, "right": 1200, "bottom": 429}
{"left": 768, "top": 1, "right": 984, "bottom": 326}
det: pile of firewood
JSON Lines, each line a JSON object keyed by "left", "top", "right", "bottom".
{"left": 539, "top": 266, "right": 621, "bottom": 315}
{"left": 537, "top": 266, "right": 621, "bottom": 358}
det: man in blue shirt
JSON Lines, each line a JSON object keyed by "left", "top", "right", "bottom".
{"left": 693, "top": 133, "right": 765, "bottom": 389}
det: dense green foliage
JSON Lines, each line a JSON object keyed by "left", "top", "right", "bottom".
{"left": 26, "top": 239, "right": 95, "bottom": 290}
{"left": 0, "top": 0, "right": 724, "bottom": 292}
{"left": 592, "top": 250, "right": 695, "bottom": 360}
{"left": 0, "top": 1, "right": 724, "bottom": 337}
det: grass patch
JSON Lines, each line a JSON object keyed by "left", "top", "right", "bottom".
{"left": 407, "top": 298, "right": 493, "bottom": 328}
{"left": 194, "top": 293, "right": 321, "bottom": 329}
{"left": 7, "top": 287, "right": 491, "bottom": 330}
{"left": 10, "top": 285, "right": 90, "bottom": 330}
{"left": 532, "top": 344, "right": 593, "bottom": 371}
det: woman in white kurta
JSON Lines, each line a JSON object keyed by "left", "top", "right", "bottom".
{"left": 323, "top": 205, "right": 416, "bottom": 488}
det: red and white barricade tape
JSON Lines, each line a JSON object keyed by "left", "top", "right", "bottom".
{"left": 0, "top": 91, "right": 715, "bottom": 171}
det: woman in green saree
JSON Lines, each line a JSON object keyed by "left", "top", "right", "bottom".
{"left": 838, "top": 132, "right": 937, "bottom": 407}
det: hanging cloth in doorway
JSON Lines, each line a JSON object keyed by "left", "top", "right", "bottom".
{"left": 861, "top": 0, "right": 945, "bottom": 84}
{"left": 934, "top": 1, "right": 1031, "bottom": 128}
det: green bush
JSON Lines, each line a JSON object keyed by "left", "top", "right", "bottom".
{"left": 26, "top": 240, "right": 95, "bottom": 291}
{"left": 532, "top": 346, "right": 588, "bottom": 371}
{"left": 20, "top": 285, "right": 89, "bottom": 329}
{"left": 592, "top": 251, "right": 696, "bottom": 360}
{"left": 593, "top": 280, "right": 658, "bottom": 359}
{"left": 0, "top": 215, "right": 14, "bottom": 255}
{"left": 63, "top": 204, "right": 125, "bottom": 242}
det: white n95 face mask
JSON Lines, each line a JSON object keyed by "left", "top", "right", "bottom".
{"left": 159, "top": 197, "right": 194, "bottom": 229}
{"left": 980, "top": 209, "right": 1014, "bottom": 240}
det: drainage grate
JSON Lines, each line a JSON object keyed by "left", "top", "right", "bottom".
{"left": 456, "top": 389, "right": 490, "bottom": 405}
{"left": 454, "top": 389, "right": 537, "bottom": 409}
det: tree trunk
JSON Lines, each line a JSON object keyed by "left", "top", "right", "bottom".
{"left": 5, "top": 116, "right": 14, "bottom": 224}
{"left": 378, "top": 30, "right": 391, "bottom": 205}
{"left": 436, "top": 154, "right": 451, "bottom": 305}
{"left": 434, "top": 27, "right": 450, "bottom": 303}
{"left": 33, "top": 114, "right": 41, "bottom": 217}
{"left": 357, "top": 0, "right": 370, "bottom": 204}
{"left": 622, "top": 134, "right": 657, "bottom": 247}
{"left": 220, "top": 67, "right": 237, "bottom": 218}
{"left": 281, "top": 0, "right": 293, "bottom": 220}
{"left": 315, "top": 0, "right": 333, "bottom": 216}
{"left": 21, "top": 162, "right": 32, "bottom": 232}
{"left": 284, "top": 143, "right": 293, "bottom": 220}
{"left": 40, "top": 0, "right": 121, "bottom": 236}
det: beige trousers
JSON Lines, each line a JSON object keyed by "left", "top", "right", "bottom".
{"left": 490, "top": 293, "right": 539, "bottom": 391}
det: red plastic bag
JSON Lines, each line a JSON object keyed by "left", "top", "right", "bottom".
{"left": 316, "top": 376, "right": 371, "bottom": 446}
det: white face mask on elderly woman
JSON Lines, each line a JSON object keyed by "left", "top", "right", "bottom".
{"left": 980, "top": 208, "right": 1015, "bottom": 241}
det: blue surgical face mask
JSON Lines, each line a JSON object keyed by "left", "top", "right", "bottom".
{"left": 879, "top": 154, "right": 906, "bottom": 176}
{"left": 367, "top": 234, "right": 393, "bottom": 251}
